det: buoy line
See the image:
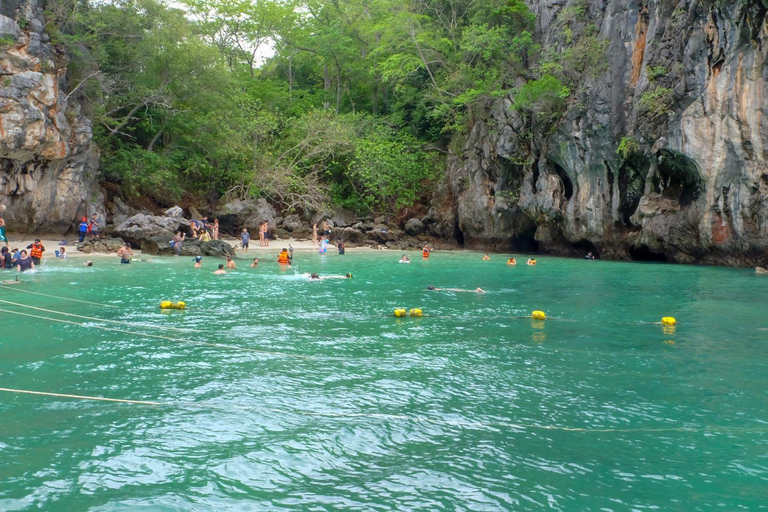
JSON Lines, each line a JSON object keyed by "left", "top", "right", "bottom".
{"left": 0, "top": 307, "right": 310, "bottom": 359}
{"left": 0, "top": 298, "right": 204, "bottom": 333}
{"left": 0, "top": 284, "right": 120, "bottom": 308}
{"left": 0, "top": 386, "right": 759, "bottom": 435}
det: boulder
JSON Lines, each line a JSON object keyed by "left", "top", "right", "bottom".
{"left": 331, "top": 207, "right": 358, "bottom": 227}
{"left": 113, "top": 214, "right": 190, "bottom": 249}
{"left": 76, "top": 237, "right": 126, "bottom": 254}
{"left": 164, "top": 206, "right": 183, "bottom": 218}
{"left": 141, "top": 238, "right": 234, "bottom": 257}
{"left": 217, "top": 198, "right": 276, "bottom": 235}
{"left": 334, "top": 227, "right": 366, "bottom": 244}
{"left": 188, "top": 206, "right": 203, "bottom": 220}
{"left": 371, "top": 224, "right": 403, "bottom": 243}
{"left": 282, "top": 214, "right": 304, "bottom": 232}
{"left": 404, "top": 217, "right": 425, "bottom": 236}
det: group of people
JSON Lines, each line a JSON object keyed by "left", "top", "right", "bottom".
{"left": 496, "top": 255, "right": 536, "bottom": 266}
{"left": 1, "top": 240, "right": 46, "bottom": 272}
{"left": 77, "top": 214, "right": 103, "bottom": 243}
{"left": 190, "top": 217, "right": 220, "bottom": 242}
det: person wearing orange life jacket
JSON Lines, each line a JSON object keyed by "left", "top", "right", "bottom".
{"left": 277, "top": 248, "right": 291, "bottom": 265}
{"left": 27, "top": 239, "right": 45, "bottom": 265}
{"left": 422, "top": 244, "right": 431, "bottom": 259}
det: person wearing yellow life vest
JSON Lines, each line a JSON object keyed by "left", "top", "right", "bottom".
{"left": 27, "top": 240, "right": 45, "bottom": 265}
{"left": 277, "top": 248, "right": 291, "bottom": 265}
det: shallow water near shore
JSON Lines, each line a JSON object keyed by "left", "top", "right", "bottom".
{"left": 1, "top": 250, "right": 767, "bottom": 510}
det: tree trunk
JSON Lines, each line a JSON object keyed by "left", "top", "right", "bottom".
{"left": 323, "top": 64, "right": 330, "bottom": 110}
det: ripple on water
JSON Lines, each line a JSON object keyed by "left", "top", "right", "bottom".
{"left": 1, "top": 252, "right": 767, "bottom": 510}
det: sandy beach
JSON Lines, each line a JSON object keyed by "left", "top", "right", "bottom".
{"left": 2, "top": 233, "right": 372, "bottom": 260}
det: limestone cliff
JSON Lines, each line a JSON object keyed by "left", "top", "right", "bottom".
{"left": 439, "top": 0, "right": 768, "bottom": 266}
{"left": 0, "top": 0, "right": 102, "bottom": 233}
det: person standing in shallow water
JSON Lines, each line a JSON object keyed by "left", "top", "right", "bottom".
{"left": 241, "top": 228, "right": 250, "bottom": 252}
{"left": 117, "top": 243, "right": 133, "bottom": 264}
{"left": 15, "top": 249, "right": 34, "bottom": 272}
{"left": 27, "top": 240, "right": 45, "bottom": 265}
{"left": 337, "top": 239, "right": 345, "bottom": 255}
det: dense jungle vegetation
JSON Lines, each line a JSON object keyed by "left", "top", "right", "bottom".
{"left": 48, "top": 0, "right": 599, "bottom": 215}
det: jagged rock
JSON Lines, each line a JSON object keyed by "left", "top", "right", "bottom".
{"left": 76, "top": 237, "right": 126, "bottom": 254}
{"left": 404, "top": 218, "right": 425, "bottom": 236}
{"left": 164, "top": 206, "right": 184, "bottom": 218}
{"left": 113, "top": 214, "right": 190, "bottom": 249}
{"left": 282, "top": 214, "right": 304, "bottom": 232}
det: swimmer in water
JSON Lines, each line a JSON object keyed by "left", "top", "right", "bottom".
{"left": 193, "top": 256, "right": 203, "bottom": 268}
{"left": 250, "top": 257, "right": 259, "bottom": 268}
{"left": 85, "top": 260, "right": 93, "bottom": 267}
{"left": 305, "top": 272, "right": 352, "bottom": 280}
{"left": 507, "top": 256, "right": 516, "bottom": 265}
{"left": 527, "top": 258, "right": 536, "bottom": 266}
{"left": 214, "top": 264, "right": 227, "bottom": 275}
{"left": 482, "top": 253, "right": 490, "bottom": 261}
{"left": 226, "top": 255, "right": 236, "bottom": 269}
{"left": 427, "top": 285, "right": 485, "bottom": 293}
{"left": 399, "top": 254, "right": 411, "bottom": 263}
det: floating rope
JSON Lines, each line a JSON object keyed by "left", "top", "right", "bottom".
{"left": 0, "top": 307, "right": 310, "bottom": 359}
{"left": 0, "top": 386, "right": 761, "bottom": 434}
{"left": 0, "top": 298, "right": 203, "bottom": 333}
{"left": 0, "top": 284, "right": 120, "bottom": 308}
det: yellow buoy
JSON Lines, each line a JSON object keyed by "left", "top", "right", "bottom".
{"left": 175, "top": 301, "right": 186, "bottom": 310}
{"left": 394, "top": 308, "right": 407, "bottom": 317}
{"left": 661, "top": 316, "right": 676, "bottom": 326}
{"left": 159, "top": 301, "right": 173, "bottom": 309}
{"left": 409, "top": 308, "right": 423, "bottom": 317}
{"left": 531, "top": 310, "right": 546, "bottom": 320}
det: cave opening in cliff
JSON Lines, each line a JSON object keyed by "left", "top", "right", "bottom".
{"left": 629, "top": 244, "right": 668, "bottom": 262}
{"left": 656, "top": 150, "right": 703, "bottom": 207}
{"left": 618, "top": 155, "right": 647, "bottom": 227}
{"left": 453, "top": 221, "right": 465, "bottom": 246}
{"left": 511, "top": 227, "right": 539, "bottom": 253}
{"left": 550, "top": 161, "right": 574, "bottom": 200}
{"left": 574, "top": 239, "right": 599, "bottom": 258}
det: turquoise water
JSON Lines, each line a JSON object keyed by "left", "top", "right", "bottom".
{"left": 1, "top": 251, "right": 767, "bottom": 510}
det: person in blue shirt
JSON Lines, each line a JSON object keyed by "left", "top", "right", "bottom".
{"left": 78, "top": 217, "right": 89, "bottom": 242}
{"left": 241, "top": 228, "right": 250, "bottom": 252}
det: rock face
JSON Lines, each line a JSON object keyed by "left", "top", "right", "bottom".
{"left": 0, "top": 0, "right": 103, "bottom": 233}
{"left": 437, "top": 0, "right": 768, "bottom": 266}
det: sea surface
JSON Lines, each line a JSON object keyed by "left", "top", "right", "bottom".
{"left": 1, "top": 250, "right": 767, "bottom": 510}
